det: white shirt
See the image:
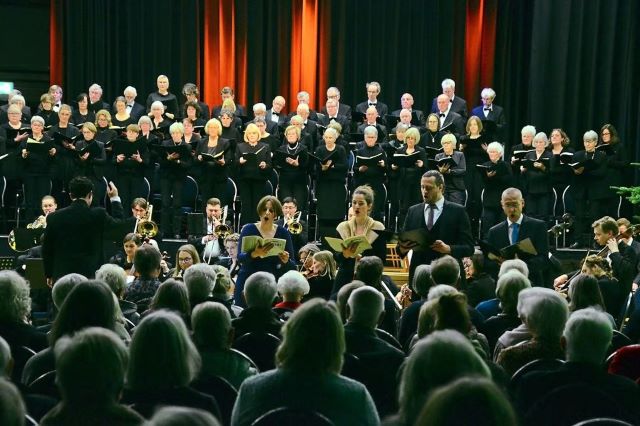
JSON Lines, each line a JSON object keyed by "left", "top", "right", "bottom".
{"left": 424, "top": 197, "right": 445, "bottom": 227}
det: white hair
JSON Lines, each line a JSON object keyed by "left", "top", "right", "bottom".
{"left": 517, "top": 288, "right": 569, "bottom": 340}
{"left": 521, "top": 125, "right": 536, "bottom": 137}
{"left": 244, "top": 272, "right": 277, "bottom": 308}
{"left": 428, "top": 284, "right": 458, "bottom": 301}
{"left": 486, "top": 141, "right": 503, "bottom": 155}
{"left": 0, "top": 271, "right": 31, "bottom": 323}
{"left": 252, "top": 103, "right": 266, "bottom": 112}
{"left": 533, "top": 132, "right": 549, "bottom": 147}
{"left": 123, "top": 86, "right": 137, "bottom": 96}
{"left": 564, "top": 308, "right": 613, "bottom": 364}
{"left": 276, "top": 271, "right": 310, "bottom": 297}
{"left": 480, "top": 88, "right": 496, "bottom": 99}
{"left": 363, "top": 125, "right": 378, "bottom": 137}
{"left": 583, "top": 130, "right": 598, "bottom": 142}
{"left": 88, "top": 83, "right": 103, "bottom": 94}
{"left": 52, "top": 273, "right": 88, "bottom": 309}
{"left": 441, "top": 78, "right": 456, "bottom": 90}
{"left": 498, "top": 259, "right": 529, "bottom": 277}
{"left": 95, "top": 264, "right": 127, "bottom": 298}
{"left": 183, "top": 263, "right": 217, "bottom": 305}
{"left": 347, "top": 286, "right": 384, "bottom": 327}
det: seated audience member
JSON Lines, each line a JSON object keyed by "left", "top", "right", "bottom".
{"left": 608, "top": 344, "right": 640, "bottom": 382}
{"left": 147, "top": 406, "right": 221, "bottom": 426}
{"left": 231, "top": 272, "right": 282, "bottom": 338}
{"left": 388, "top": 329, "right": 491, "bottom": 426}
{"left": 0, "top": 271, "right": 48, "bottom": 359}
{"left": 124, "top": 310, "right": 221, "bottom": 419}
{"left": 344, "top": 287, "right": 405, "bottom": 417}
{"left": 0, "top": 378, "right": 27, "bottom": 426}
{"left": 96, "top": 263, "right": 139, "bottom": 324}
{"left": 231, "top": 299, "right": 379, "bottom": 426}
{"left": 463, "top": 253, "right": 496, "bottom": 307}
{"left": 274, "top": 270, "right": 310, "bottom": 311}
{"left": 39, "top": 328, "right": 144, "bottom": 425}
{"left": 37, "top": 273, "right": 88, "bottom": 333}
{"left": 192, "top": 302, "right": 257, "bottom": 390}
{"left": 568, "top": 273, "right": 617, "bottom": 328}
{"left": 143, "top": 279, "right": 191, "bottom": 324}
{"left": 476, "top": 258, "right": 530, "bottom": 319}
{"left": 354, "top": 256, "right": 399, "bottom": 337}
{"left": 415, "top": 377, "right": 517, "bottom": 426}
{"left": 183, "top": 263, "right": 217, "bottom": 311}
{"left": 336, "top": 281, "right": 366, "bottom": 323}
{"left": 22, "top": 280, "right": 119, "bottom": 386}
{"left": 495, "top": 288, "right": 568, "bottom": 376}
{"left": 515, "top": 308, "right": 640, "bottom": 424}
{"left": 397, "top": 265, "right": 434, "bottom": 351}
{"left": 125, "top": 245, "right": 162, "bottom": 307}
{"left": 479, "top": 270, "right": 531, "bottom": 353}
{"left": 211, "top": 265, "right": 241, "bottom": 317}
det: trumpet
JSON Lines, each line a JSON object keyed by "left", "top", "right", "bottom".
{"left": 285, "top": 211, "right": 303, "bottom": 235}
{"left": 213, "top": 206, "right": 231, "bottom": 239}
{"left": 8, "top": 215, "right": 47, "bottom": 252}
{"left": 136, "top": 204, "right": 158, "bottom": 239}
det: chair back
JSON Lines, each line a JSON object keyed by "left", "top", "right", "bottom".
{"left": 252, "top": 407, "right": 334, "bottom": 426}
{"left": 27, "top": 370, "right": 59, "bottom": 399}
{"left": 510, "top": 358, "right": 565, "bottom": 389}
{"left": 232, "top": 332, "right": 281, "bottom": 372}
{"left": 374, "top": 328, "right": 403, "bottom": 351}
{"left": 181, "top": 175, "right": 200, "bottom": 213}
{"left": 11, "top": 345, "right": 36, "bottom": 383}
{"left": 192, "top": 375, "right": 238, "bottom": 426}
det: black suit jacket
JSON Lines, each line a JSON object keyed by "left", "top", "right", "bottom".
{"left": 432, "top": 96, "right": 468, "bottom": 120}
{"left": 391, "top": 109, "right": 425, "bottom": 126}
{"left": 42, "top": 198, "right": 124, "bottom": 280}
{"left": 265, "top": 109, "right": 287, "bottom": 127}
{"left": 400, "top": 200, "right": 474, "bottom": 281}
{"left": 471, "top": 104, "right": 505, "bottom": 142}
{"left": 320, "top": 103, "right": 352, "bottom": 121}
{"left": 439, "top": 111, "right": 465, "bottom": 138}
{"left": 318, "top": 114, "right": 350, "bottom": 132}
{"left": 571, "top": 150, "right": 608, "bottom": 199}
{"left": 127, "top": 102, "right": 146, "bottom": 122}
{"left": 356, "top": 101, "right": 389, "bottom": 117}
{"left": 485, "top": 215, "right": 550, "bottom": 286}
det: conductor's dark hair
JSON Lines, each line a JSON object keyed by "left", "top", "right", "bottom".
{"left": 68, "top": 176, "right": 94, "bottom": 199}
{"left": 422, "top": 170, "right": 445, "bottom": 187}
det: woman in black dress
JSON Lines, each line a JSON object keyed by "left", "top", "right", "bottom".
{"left": 0, "top": 104, "right": 30, "bottom": 186}
{"left": 47, "top": 104, "right": 80, "bottom": 199}
{"left": 145, "top": 74, "right": 178, "bottom": 120}
{"left": 94, "top": 109, "right": 118, "bottom": 144}
{"left": 235, "top": 123, "right": 271, "bottom": 225}
{"left": 392, "top": 127, "right": 427, "bottom": 228}
{"left": 521, "top": 132, "right": 553, "bottom": 222}
{"left": 195, "top": 118, "right": 233, "bottom": 210}
{"left": 354, "top": 126, "right": 387, "bottom": 221}
{"left": 113, "top": 124, "right": 149, "bottom": 213}
{"left": 480, "top": 142, "right": 512, "bottom": 237}
{"left": 255, "top": 117, "right": 279, "bottom": 153}
{"left": 459, "top": 116, "right": 489, "bottom": 226}
{"left": 35, "top": 93, "right": 58, "bottom": 128}
{"left": 600, "top": 123, "right": 629, "bottom": 217}
{"left": 314, "top": 127, "right": 348, "bottom": 240}
{"left": 548, "top": 128, "right": 573, "bottom": 217}
{"left": 275, "top": 125, "right": 309, "bottom": 211}
{"left": 435, "top": 133, "right": 466, "bottom": 206}
{"left": 219, "top": 109, "right": 242, "bottom": 153}
{"left": 74, "top": 122, "right": 107, "bottom": 206}
{"left": 184, "top": 101, "right": 207, "bottom": 127}
{"left": 71, "top": 93, "right": 95, "bottom": 125}
{"left": 111, "top": 96, "right": 134, "bottom": 128}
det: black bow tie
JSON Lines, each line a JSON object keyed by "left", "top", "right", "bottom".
{"left": 449, "top": 99, "right": 453, "bottom": 103}
{"left": 439, "top": 113, "right": 445, "bottom": 117}
{"left": 369, "top": 103, "right": 376, "bottom": 107}
{"left": 484, "top": 107, "right": 491, "bottom": 111}
{"left": 272, "top": 112, "right": 279, "bottom": 116}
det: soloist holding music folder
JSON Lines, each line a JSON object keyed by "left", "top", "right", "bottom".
{"left": 478, "top": 238, "right": 537, "bottom": 261}
{"left": 374, "top": 228, "right": 437, "bottom": 252}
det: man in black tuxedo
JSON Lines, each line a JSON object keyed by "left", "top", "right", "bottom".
{"left": 287, "top": 91, "right": 318, "bottom": 122}
{"left": 435, "top": 94, "right": 465, "bottom": 138}
{"left": 470, "top": 87, "right": 506, "bottom": 143}
{"left": 357, "top": 106, "right": 387, "bottom": 142}
{"left": 485, "top": 187, "right": 550, "bottom": 287}
{"left": 211, "top": 86, "right": 246, "bottom": 118}
{"left": 266, "top": 95, "right": 287, "bottom": 127}
{"left": 42, "top": 176, "right": 124, "bottom": 283}
{"left": 318, "top": 98, "right": 350, "bottom": 131}
{"left": 188, "top": 197, "right": 228, "bottom": 264}
{"left": 431, "top": 78, "right": 468, "bottom": 120}
{"left": 356, "top": 81, "right": 389, "bottom": 117}
{"left": 49, "top": 85, "right": 64, "bottom": 112}
{"left": 392, "top": 93, "right": 425, "bottom": 126}
{"left": 249, "top": 102, "right": 280, "bottom": 136}
{"left": 398, "top": 170, "right": 474, "bottom": 282}
{"left": 123, "top": 86, "right": 146, "bottom": 122}
{"left": 320, "top": 87, "right": 352, "bottom": 121}
{"left": 88, "top": 83, "right": 111, "bottom": 113}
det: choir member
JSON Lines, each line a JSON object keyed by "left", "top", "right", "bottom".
{"left": 354, "top": 126, "right": 387, "bottom": 221}
{"left": 274, "top": 125, "right": 309, "bottom": 211}
{"left": 459, "top": 116, "right": 489, "bottom": 227}
{"left": 435, "top": 133, "right": 466, "bottom": 206}
{"left": 74, "top": 122, "right": 107, "bottom": 206}
{"left": 392, "top": 127, "right": 427, "bottom": 228}
{"left": 94, "top": 110, "right": 118, "bottom": 144}
{"left": 35, "top": 93, "right": 59, "bottom": 128}
{"left": 71, "top": 93, "right": 95, "bottom": 126}
{"left": 113, "top": 124, "right": 149, "bottom": 213}
{"left": 548, "top": 128, "right": 573, "bottom": 214}
{"left": 521, "top": 132, "right": 553, "bottom": 222}
{"left": 479, "top": 142, "right": 512, "bottom": 236}
{"left": 195, "top": 118, "right": 233, "bottom": 210}
{"left": 0, "top": 104, "right": 30, "bottom": 182}
{"left": 88, "top": 83, "right": 110, "bottom": 113}
{"left": 235, "top": 123, "right": 272, "bottom": 225}
{"left": 111, "top": 96, "right": 134, "bottom": 128}
{"left": 146, "top": 74, "right": 178, "bottom": 120}
{"left": 20, "top": 116, "right": 55, "bottom": 221}
{"left": 600, "top": 124, "right": 630, "bottom": 217}
{"left": 181, "top": 83, "right": 210, "bottom": 120}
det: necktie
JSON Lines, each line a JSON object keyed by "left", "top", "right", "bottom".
{"left": 427, "top": 204, "right": 437, "bottom": 230}
{"left": 511, "top": 223, "right": 520, "bottom": 245}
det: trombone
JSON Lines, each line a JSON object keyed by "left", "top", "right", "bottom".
{"left": 136, "top": 204, "right": 158, "bottom": 239}
{"left": 285, "top": 211, "right": 303, "bottom": 235}
{"left": 213, "top": 205, "right": 231, "bottom": 239}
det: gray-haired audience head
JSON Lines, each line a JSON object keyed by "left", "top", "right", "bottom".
{"left": 0, "top": 271, "right": 31, "bottom": 324}
{"left": 336, "top": 280, "right": 366, "bottom": 322}
{"left": 563, "top": 307, "right": 613, "bottom": 364}
{"left": 54, "top": 327, "right": 127, "bottom": 404}
{"left": 398, "top": 329, "right": 491, "bottom": 426}
{"left": 498, "top": 258, "right": 529, "bottom": 277}
{"left": 147, "top": 406, "right": 221, "bottom": 426}
{"left": 347, "top": 286, "right": 385, "bottom": 328}
{"left": 52, "top": 273, "right": 88, "bottom": 309}
{"left": 496, "top": 270, "right": 531, "bottom": 315}
{"left": 183, "top": 263, "right": 217, "bottom": 308}
{"left": 127, "top": 310, "right": 201, "bottom": 391}
{"left": 518, "top": 287, "right": 569, "bottom": 340}
{"left": 243, "top": 272, "right": 277, "bottom": 308}
{"left": 277, "top": 270, "right": 310, "bottom": 301}
{"left": 430, "top": 255, "right": 460, "bottom": 287}
{"left": 0, "top": 336, "right": 10, "bottom": 377}
{"left": 427, "top": 284, "right": 458, "bottom": 301}
{"left": 95, "top": 264, "right": 127, "bottom": 299}
{"left": 276, "top": 299, "right": 344, "bottom": 374}
{"left": 0, "top": 379, "right": 25, "bottom": 426}
{"left": 192, "top": 301, "right": 232, "bottom": 351}
{"left": 412, "top": 264, "right": 434, "bottom": 298}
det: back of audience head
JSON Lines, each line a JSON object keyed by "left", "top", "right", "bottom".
{"left": 52, "top": 273, "right": 88, "bottom": 309}
{"left": 336, "top": 280, "right": 365, "bottom": 322}
{"left": 134, "top": 244, "right": 162, "bottom": 278}
{"left": 563, "top": 307, "right": 612, "bottom": 364}
{"left": 276, "top": 299, "right": 344, "bottom": 374}
{"left": 434, "top": 292, "right": 471, "bottom": 335}
{"left": 398, "top": 329, "right": 491, "bottom": 425}
{"left": 417, "top": 299, "right": 439, "bottom": 338}
{"left": 127, "top": 310, "right": 201, "bottom": 391}
{"left": 0, "top": 379, "right": 25, "bottom": 426}
{"left": 416, "top": 377, "right": 517, "bottom": 426}
{"left": 347, "top": 286, "right": 384, "bottom": 329}
{"left": 568, "top": 273, "right": 606, "bottom": 312}
{"left": 427, "top": 284, "right": 457, "bottom": 301}
{"left": 54, "top": 327, "right": 127, "bottom": 405}
{"left": 517, "top": 287, "right": 568, "bottom": 341}
{"left": 210, "top": 265, "right": 232, "bottom": 298}
{"left": 51, "top": 280, "right": 116, "bottom": 344}
{"left": 412, "top": 264, "right": 433, "bottom": 299}
{"left": 183, "top": 263, "right": 217, "bottom": 308}
{"left": 277, "top": 270, "right": 310, "bottom": 303}
{"left": 243, "top": 271, "right": 277, "bottom": 308}
{"left": 496, "top": 270, "right": 531, "bottom": 316}
{"left": 0, "top": 270, "right": 31, "bottom": 324}
{"left": 498, "top": 258, "right": 529, "bottom": 277}
{"left": 430, "top": 255, "right": 460, "bottom": 287}
{"left": 355, "top": 256, "right": 384, "bottom": 290}
{"left": 0, "top": 336, "right": 10, "bottom": 378}
{"left": 150, "top": 279, "right": 191, "bottom": 318}
{"left": 147, "top": 406, "right": 221, "bottom": 426}
{"left": 95, "top": 264, "right": 127, "bottom": 299}
{"left": 192, "top": 302, "right": 232, "bottom": 351}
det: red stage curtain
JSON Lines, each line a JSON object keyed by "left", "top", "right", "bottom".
{"left": 49, "top": 0, "right": 63, "bottom": 85}
{"left": 464, "top": 0, "right": 497, "bottom": 111}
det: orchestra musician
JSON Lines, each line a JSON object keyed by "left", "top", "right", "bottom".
{"left": 109, "top": 232, "right": 142, "bottom": 276}
{"left": 15, "top": 195, "right": 57, "bottom": 274}
{"left": 303, "top": 250, "right": 337, "bottom": 301}
{"left": 276, "top": 197, "right": 308, "bottom": 261}
{"left": 217, "top": 233, "right": 240, "bottom": 282}
{"left": 188, "top": 197, "right": 230, "bottom": 264}
{"left": 169, "top": 244, "right": 200, "bottom": 279}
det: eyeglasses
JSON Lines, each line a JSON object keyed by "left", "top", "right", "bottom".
{"left": 179, "top": 257, "right": 193, "bottom": 263}
{"left": 601, "top": 132, "right": 611, "bottom": 136}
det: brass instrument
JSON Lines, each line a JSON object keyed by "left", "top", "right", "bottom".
{"left": 9, "top": 215, "right": 47, "bottom": 252}
{"left": 136, "top": 204, "right": 158, "bottom": 239}
{"left": 213, "top": 206, "right": 231, "bottom": 239}
{"left": 285, "top": 211, "right": 303, "bottom": 235}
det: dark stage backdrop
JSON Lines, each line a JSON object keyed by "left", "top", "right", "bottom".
{"left": 24, "top": 0, "right": 638, "bottom": 183}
